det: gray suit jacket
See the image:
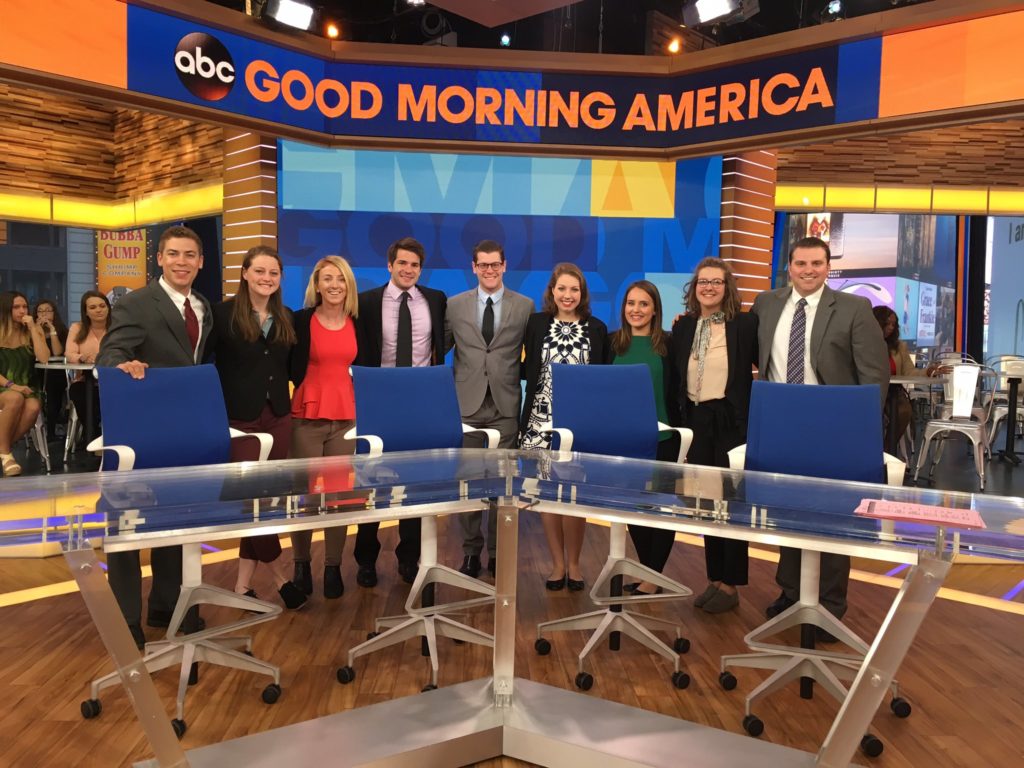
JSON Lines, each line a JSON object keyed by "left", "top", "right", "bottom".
{"left": 445, "top": 288, "right": 534, "bottom": 419}
{"left": 97, "top": 279, "right": 213, "bottom": 368}
{"left": 751, "top": 284, "right": 889, "bottom": 406}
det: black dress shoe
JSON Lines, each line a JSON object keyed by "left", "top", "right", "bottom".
{"left": 623, "top": 582, "right": 640, "bottom": 593}
{"left": 487, "top": 557, "right": 496, "bottom": 577}
{"left": 765, "top": 592, "right": 796, "bottom": 619}
{"left": 293, "top": 561, "right": 313, "bottom": 595}
{"left": 146, "top": 608, "right": 173, "bottom": 628}
{"left": 816, "top": 627, "right": 839, "bottom": 644}
{"left": 356, "top": 564, "right": 378, "bottom": 588}
{"left": 324, "top": 566, "right": 344, "bottom": 599}
{"left": 632, "top": 586, "right": 664, "bottom": 596}
{"left": 397, "top": 561, "right": 418, "bottom": 584}
{"left": 545, "top": 575, "right": 566, "bottom": 591}
{"left": 147, "top": 608, "right": 204, "bottom": 630}
{"left": 458, "top": 555, "right": 482, "bottom": 578}
{"left": 128, "top": 623, "right": 146, "bottom": 650}
{"left": 567, "top": 578, "right": 585, "bottom": 592}
{"left": 279, "top": 580, "right": 309, "bottom": 609}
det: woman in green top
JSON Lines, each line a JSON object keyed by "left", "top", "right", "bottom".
{"left": 608, "top": 280, "right": 680, "bottom": 596}
{"left": 0, "top": 291, "right": 50, "bottom": 476}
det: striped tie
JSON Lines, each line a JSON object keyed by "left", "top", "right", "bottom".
{"left": 786, "top": 298, "right": 807, "bottom": 384}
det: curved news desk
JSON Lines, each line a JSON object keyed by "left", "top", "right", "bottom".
{"left": 9, "top": 448, "right": 1023, "bottom": 767}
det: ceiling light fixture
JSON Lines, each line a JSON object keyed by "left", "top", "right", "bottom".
{"left": 263, "top": 0, "right": 315, "bottom": 32}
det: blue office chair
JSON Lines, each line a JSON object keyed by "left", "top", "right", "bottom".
{"left": 335, "top": 366, "right": 498, "bottom": 692}
{"left": 720, "top": 381, "right": 909, "bottom": 742}
{"left": 533, "top": 364, "right": 695, "bottom": 690}
{"left": 82, "top": 365, "right": 280, "bottom": 736}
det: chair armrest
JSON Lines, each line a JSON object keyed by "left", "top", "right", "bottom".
{"left": 882, "top": 452, "right": 907, "bottom": 486}
{"left": 86, "top": 437, "right": 136, "bottom": 471}
{"left": 658, "top": 423, "right": 694, "bottom": 464}
{"left": 727, "top": 444, "right": 746, "bottom": 471}
{"left": 229, "top": 428, "right": 274, "bottom": 462}
{"left": 537, "top": 423, "right": 574, "bottom": 451}
{"left": 462, "top": 424, "right": 501, "bottom": 449}
{"left": 342, "top": 426, "right": 384, "bottom": 458}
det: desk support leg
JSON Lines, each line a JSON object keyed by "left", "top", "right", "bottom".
{"left": 799, "top": 550, "right": 820, "bottom": 700}
{"left": 816, "top": 552, "right": 951, "bottom": 768}
{"left": 493, "top": 500, "right": 519, "bottom": 709}
{"left": 64, "top": 547, "right": 189, "bottom": 768}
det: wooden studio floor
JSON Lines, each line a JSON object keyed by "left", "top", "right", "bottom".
{"left": 1, "top": 512, "right": 1023, "bottom": 768}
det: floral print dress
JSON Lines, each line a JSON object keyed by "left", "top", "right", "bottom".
{"left": 520, "top": 319, "right": 590, "bottom": 449}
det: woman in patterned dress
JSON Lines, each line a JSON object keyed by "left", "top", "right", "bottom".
{"left": 520, "top": 263, "right": 607, "bottom": 591}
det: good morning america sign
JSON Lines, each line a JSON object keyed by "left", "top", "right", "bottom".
{"left": 127, "top": 5, "right": 880, "bottom": 150}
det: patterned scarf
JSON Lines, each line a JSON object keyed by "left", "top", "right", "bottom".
{"left": 690, "top": 311, "right": 726, "bottom": 402}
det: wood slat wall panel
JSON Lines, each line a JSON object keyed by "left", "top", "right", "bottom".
{"left": 720, "top": 151, "right": 778, "bottom": 305}
{"left": 222, "top": 132, "right": 278, "bottom": 297}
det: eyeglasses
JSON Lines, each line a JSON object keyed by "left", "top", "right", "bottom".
{"left": 475, "top": 261, "right": 503, "bottom": 273}
{"left": 696, "top": 279, "right": 725, "bottom": 288}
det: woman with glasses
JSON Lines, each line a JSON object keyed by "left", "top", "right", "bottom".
{"left": 606, "top": 280, "right": 681, "bottom": 596}
{"left": 0, "top": 291, "right": 50, "bottom": 476}
{"left": 520, "top": 262, "right": 607, "bottom": 592}
{"left": 669, "top": 258, "right": 757, "bottom": 613}
{"left": 32, "top": 300, "right": 67, "bottom": 441}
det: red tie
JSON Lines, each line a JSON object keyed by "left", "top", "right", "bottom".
{"left": 184, "top": 296, "right": 200, "bottom": 354}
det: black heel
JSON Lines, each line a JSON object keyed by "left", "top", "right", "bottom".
{"left": 567, "top": 578, "right": 585, "bottom": 592}
{"left": 545, "top": 575, "right": 566, "bottom": 591}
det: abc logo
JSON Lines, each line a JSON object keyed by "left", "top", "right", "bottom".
{"left": 175, "top": 32, "right": 235, "bottom": 101}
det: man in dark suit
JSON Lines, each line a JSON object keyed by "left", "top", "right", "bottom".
{"left": 444, "top": 240, "right": 534, "bottom": 578}
{"left": 752, "top": 236, "right": 888, "bottom": 635}
{"left": 353, "top": 237, "right": 447, "bottom": 586}
{"left": 97, "top": 224, "right": 214, "bottom": 647}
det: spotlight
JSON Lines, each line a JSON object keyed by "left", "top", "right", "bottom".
{"left": 682, "top": 0, "right": 759, "bottom": 27}
{"left": 499, "top": 32, "right": 512, "bottom": 47}
{"left": 408, "top": 0, "right": 427, "bottom": 6}
{"left": 325, "top": 20, "right": 340, "bottom": 39}
{"left": 667, "top": 37, "right": 682, "bottom": 54}
{"left": 264, "top": 0, "right": 314, "bottom": 32}
{"left": 822, "top": 0, "right": 845, "bottom": 21}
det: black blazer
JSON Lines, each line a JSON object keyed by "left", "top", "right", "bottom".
{"left": 210, "top": 300, "right": 294, "bottom": 421}
{"left": 288, "top": 307, "right": 361, "bottom": 387}
{"left": 607, "top": 331, "right": 680, "bottom": 428}
{"left": 668, "top": 311, "right": 759, "bottom": 428}
{"left": 355, "top": 283, "right": 447, "bottom": 367}
{"left": 520, "top": 312, "right": 608, "bottom": 437}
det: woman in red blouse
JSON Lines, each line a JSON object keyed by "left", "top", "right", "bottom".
{"left": 288, "top": 255, "right": 360, "bottom": 599}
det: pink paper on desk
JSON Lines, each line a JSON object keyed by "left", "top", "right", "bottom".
{"left": 854, "top": 499, "right": 986, "bottom": 529}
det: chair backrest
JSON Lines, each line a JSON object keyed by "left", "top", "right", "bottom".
{"left": 351, "top": 366, "right": 464, "bottom": 451}
{"left": 745, "top": 380, "right": 883, "bottom": 483}
{"left": 550, "top": 363, "right": 658, "bottom": 460}
{"left": 947, "top": 363, "right": 981, "bottom": 419}
{"left": 96, "top": 364, "right": 231, "bottom": 470}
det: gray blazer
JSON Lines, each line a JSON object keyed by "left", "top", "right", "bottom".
{"left": 97, "top": 279, "right": 213, "bottom": 368}
{"left": 751, "top": 284, "right": 889, "bottom": 406}
{"left": 445, "top": 288, "right": 534, "bottom": 419}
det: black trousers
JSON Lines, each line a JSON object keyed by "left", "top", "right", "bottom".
{"left": 685, "top": 398, "right": 749, "bottom": 586}
{"left": 354, "top": 519, "right": 421, "bottom": 568}
{"left": 107, "top": 546, "right": 183, "bottom": 627}
{"left": 627, "top": 433, "right": 682, "bottom": 573}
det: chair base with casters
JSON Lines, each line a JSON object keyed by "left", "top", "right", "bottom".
{"left": 23, "top": 412, "right": 51, "bottom": 473}
{"left": 913, "top": 419, "right": 988, "bottom": 490}
{"left": 64, "top": 398, "right": 81, "bottom": 464}
{"left": 80, "top": 542, "right": 284, "bottom": 735}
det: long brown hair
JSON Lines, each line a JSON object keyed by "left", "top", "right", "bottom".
{"left": 611, "top": 280, "right": 668, "bottom": 357}
{"left": 231, "top": 246, "right": 297, "bottom": 346}
{"left": 683, "top": 257, "right": 741, "bottom": 320}
{"left": 33, "top": 299, "right": 67, "bottom": 344}
{"left": 541, "top": 262, "right": 591, "bottom": 321}
{"left": 0, "top": 291, "right": 30, "bottom": 347}
{"left": 74, "top": 290, "right": 111, "bottom": 344}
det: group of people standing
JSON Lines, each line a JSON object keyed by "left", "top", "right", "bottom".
{"left": 1, "top": 223, "right": 890, "bottom": 646}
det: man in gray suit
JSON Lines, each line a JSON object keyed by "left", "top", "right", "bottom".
{"left": 445, "top": 240, "right": 534, "bottom": 577}
{"left": 97, "top": 224, "right": 214, "bottom": 647}
{"left": 752, "top": 236, "right": 888, "bottom": 635}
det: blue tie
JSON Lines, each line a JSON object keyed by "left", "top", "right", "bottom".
{"left": 787, "top": 298, "right": 807, "bottom": 384}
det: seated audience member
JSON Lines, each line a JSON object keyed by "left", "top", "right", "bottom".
{"left": 670, "top": 259, "right": 757, "bottom": 613}
{"left": 32, "top": 299, "right": 66, "bottom": 440}
{"left": 288, "top": 255, "right": 361, "bottom": 599}
{"left": 0, "top": 291, "right": 50, "bottom": 476}
{"left": 607, "top": 280, "right": 681, "bottom": 597}
{"left": 211, "top": 246, "right": 306, "bottom": 610}
{"left": 520, "top": 262, "right": 607, "bottom": 592}
{"left": 64, "top": 291, "right": 110, "bottom": 442}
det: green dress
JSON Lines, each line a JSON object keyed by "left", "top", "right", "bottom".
{"left": 0, "top": 345, "right": 41, "bottom": 399}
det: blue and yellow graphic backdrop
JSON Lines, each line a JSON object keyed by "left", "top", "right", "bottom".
{"left": 278, "top": 140, "right": 721, "bottom": 327}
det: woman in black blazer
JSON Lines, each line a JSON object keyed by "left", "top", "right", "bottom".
{"left": 520, "top": 262, "right": 607, "bottom": 592}
{"left": 669, "top": 257, "right": 758, "bottom": 614}
{"left": 211, "top": 245, "right": 306, "bottom": 610}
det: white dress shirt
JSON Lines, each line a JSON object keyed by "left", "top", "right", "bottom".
{"left": 767, "top": 284, "right": 824, "bottom": 385}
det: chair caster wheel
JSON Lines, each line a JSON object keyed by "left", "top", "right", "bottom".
{"left": 262, "top": 683, "right": 281, "bottom": 704}
{"left": 366, "top": 631, "right": 380, "bottom": 640}
{"left": 534, "top": 638, "right": 551, "bottom": 655}
{"left": 861, "top": 734, "right": 883, "bottom": 757}
{"left": 671, "top": 671, "right": 690, "bottom": 689}
{"left": 336, "top": 666, "right": 356, "bottom": 684}
{"left": 743, "top": 715, "right": 764, "bottom": 737}
{"left": 574, "top": 672, "right": 594, "bottom": 691}
{"left": 421, "top": 684, "right": 437, "bottom": 692}
{"left": 719, "top": 672, "right": 737, "bottom": 691}
{"left": 171, "top": 719, "right": 187, "bottom": 739}
{"left": 673, "top": 637, "right": 690, "bottom": 654}
{"left": 80, "top": 699, "right": 101, "bottom": 719}
{"left": 891, "top": 697, "right": 912, "bottom": 718}
{"left": 188, "top": 662, "right": 199, "bottom": 686}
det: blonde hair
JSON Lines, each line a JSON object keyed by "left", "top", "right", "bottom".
{"left": 303, "top": 255, "right": 359, "bottom": 317}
